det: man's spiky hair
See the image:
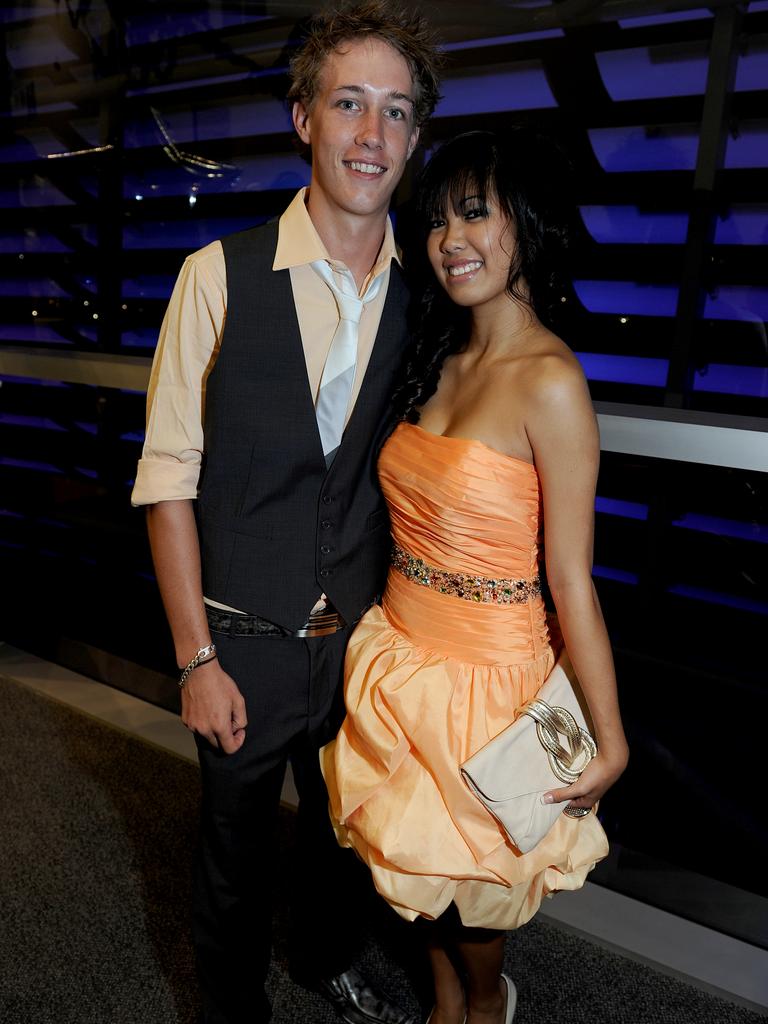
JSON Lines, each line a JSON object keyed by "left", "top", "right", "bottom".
{"left": 287, "top": 0, "right": 442, "bottom": 128}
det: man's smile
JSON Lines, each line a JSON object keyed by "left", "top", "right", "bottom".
{"left": 344, "top": 160, "right": 387, "bottom": 175}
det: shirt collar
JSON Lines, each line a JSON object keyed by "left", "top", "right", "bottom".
{"left": 273, "top": 187, "right": 401, "bottom": 278}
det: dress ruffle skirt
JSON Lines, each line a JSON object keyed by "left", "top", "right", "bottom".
{"left": 321, "top": 423, "right": 608, "bottom": 929}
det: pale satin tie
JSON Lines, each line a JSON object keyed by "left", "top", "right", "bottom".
{"left": 312, "top": 259, "right": 384, "bottom": 467}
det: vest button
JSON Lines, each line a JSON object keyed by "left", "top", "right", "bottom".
{"left": 322, "top": 495, "right": 332, "bottom": 505}
{"left": 320, "top": 569, "right": 330, "bottom": 578}
{"left": 320, "top": 544, "right": 331, "bottom": 554}
{"left": 321, "top": 520, "right": 332, "bottom": 530}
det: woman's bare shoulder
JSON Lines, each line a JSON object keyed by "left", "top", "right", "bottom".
{"left": 515, "top": 327, "right": 589, "bottom": 408}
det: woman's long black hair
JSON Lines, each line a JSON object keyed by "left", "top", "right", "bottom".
{"left": 393, "top": 128, "right": 574, "bottom": 422}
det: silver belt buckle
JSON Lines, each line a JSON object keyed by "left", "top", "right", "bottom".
{"left": 294, "top": 608, "right": 345, "bottom": 638}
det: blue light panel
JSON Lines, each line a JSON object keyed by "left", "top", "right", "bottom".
{"left": 596, "top": 42, "right": 767, "bottom": 101}
{"left": 125, "top": 154, "right": 310, "bottom": 200}
{"left": 442, "top": 30, "right": 563, "bottom": 51}
{"left": 0, "top": 457, "right": 64, "bottom": 474}
{"left": 573, "top": 279, "right": 679, "bottom": 316}
{"left": 595, "top": 503, "right": 768, "bottom": 543}
{"left": 592, "top": 564, "right": 639, "bottom": 584}
{"left": 579, "top": 206, "right": 688, "bottom": 244}
{"left": 127, "top": 68, "right": 286, "bottom": 100}
{"left": 0, "top": 7, "right": 51, "bottom": 24}
{"left": 672, "top": 513, "right": 768, "bottom": 544}
{"left": 435, "top": 66, "right": 557, "bottom": 116}
{"left": 5, "top": 30, "right": 78, "bottom": 71}
{"left": 123, "top": 219, "right": 262, "bottom": 250}
{"left": 7, "top": 100, "right": 77, "bottom": 117}
{"left": 734, "top": 40, "right": 768, "bottom": 92}
{"left": 714, "top": 205, "right": 768, "bottom": 245}
{"left": 0, "top": 324, "right": 71, "bottom": 344}
{"left": 0, "top": 117, "right": 99, "bottom": 160}
{"left": 0, "top": 277, "right": 68, "bottom": 298}
{"left": 575, "top": 352, "right": 669, "bottom": 387}
{"left": 124, "top": 98, "right": 292, "bottom": 147}
{"left": 618, "top": 9, "right": 712, "bottom": 28}
{"left": 0, "top": 413, "right": 66, "bottom": 431}
{"left": 725, "top": 123, "right": 768, "bottom": 168}
{"left": 668, "top": 582, "right": 768, "bottom": 616}
{"left": 595, "top": 496, "right": 650, "bottom": 519}
{"left": 0, "top": 375, "right": 68, "bottom": 387}
{"left": 588, "top": 126, "right": 698, "bottom": 173}
{"left": 125, "top": 11, "right": 271, "bottom": 48}
{"left": 122, "top": 277, "right": 177, "bottom": 300}
{"left": 693, "top": 364, "right": 768, "bottom": 398}
{"left": 0, "top": 231, "right": 72, "bottom": 253}
{"left": 580, "top": 205, "right": 768, "bottom": 246}
{"left": 0, "top": 179, "right": 76, "bottom": 208}
{"left": 703, "top": 286, "right": 768, "bottom": 321}
{"left": 596, "top": 46, "right": 708, "bottom": 101}
{"left": 122, "top": 330, "right": 162, "bottom": 348}
{"left": 574, "top": 281, "right": 768, "bottom": 323}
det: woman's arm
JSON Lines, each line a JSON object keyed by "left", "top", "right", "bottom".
{"left": 525, "top": 353, "right": 628, "bottom": 808}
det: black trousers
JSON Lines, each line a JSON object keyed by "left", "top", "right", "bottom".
{"left": 193, "top": 619, "right": 361, "bottom": 1024}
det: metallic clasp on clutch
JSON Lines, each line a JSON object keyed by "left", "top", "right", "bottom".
{"left": 521, "top": 700, "right": 597, "bottom": 784}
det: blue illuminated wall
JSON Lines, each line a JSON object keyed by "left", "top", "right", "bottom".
{"left": 1, "top": 0, "right": 767, "bottom": 938}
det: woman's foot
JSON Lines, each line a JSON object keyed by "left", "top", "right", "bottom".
{"left": 466, "top": 973, "right": 516, "bottom": 1023}
{"left": 428, "top": 1007, "right": 468, "bottom": 1024}
{"left": 501, "top": 974, "right": 517, "bottom": 1023}
{"left": 425, "top": 1006, "right": 467, "bottom": 1023}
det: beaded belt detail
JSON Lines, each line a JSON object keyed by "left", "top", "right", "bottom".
{"left": 391, "top": 543, "right": 541, "bottom": 605}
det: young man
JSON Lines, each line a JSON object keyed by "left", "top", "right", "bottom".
{"left": 131, "top": 3, "right": 441, "bottom": 1022}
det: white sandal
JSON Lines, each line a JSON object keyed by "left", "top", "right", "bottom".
{"left": 501, "top": 973, "right": 517, "bottom": 1022}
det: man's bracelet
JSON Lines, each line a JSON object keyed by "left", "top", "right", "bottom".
{"left": 179, "top": 643, "right": 218, "bottom": 688}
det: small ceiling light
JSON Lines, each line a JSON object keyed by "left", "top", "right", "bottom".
{"left": 189, "top": 195, "right": 197, "bottom": 207}
{"left": 135, "top": 194, "right": 144, "bottom": 201}
{"left": 619, "top": 316, "right": 628, "bottom": 324}
{"left": 92, "top": 313, "right": 99, "bottom": 320}
{"left": 31, "top": 309, "right": 38, "bottom": 316}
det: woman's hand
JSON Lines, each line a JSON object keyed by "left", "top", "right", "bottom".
{"left": 543, "top": 743, "right": 629, "bottom": 812}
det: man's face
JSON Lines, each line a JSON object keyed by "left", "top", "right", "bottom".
{"left": 292, "top": 36, "right": 420, "bottom": 224}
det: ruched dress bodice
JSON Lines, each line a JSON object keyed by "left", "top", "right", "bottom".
{"left": 381, "top": 422, "right": 550, "bottom": 668}
{"left": 321, "top": 422, "right": 608, "bottom": 929}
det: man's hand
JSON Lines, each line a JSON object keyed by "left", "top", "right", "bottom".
{"left": 181, "top": 659, "right": 248, "bottom": 754}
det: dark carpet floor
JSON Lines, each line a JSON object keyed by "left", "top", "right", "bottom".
{"left": 0, "top": 675, "right": 764, "bottom": 1024}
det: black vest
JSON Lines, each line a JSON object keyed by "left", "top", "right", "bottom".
{"left": 196, "top": 221, "right": 409, "bottom": 630}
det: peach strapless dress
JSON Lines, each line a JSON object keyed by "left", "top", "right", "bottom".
{"left": 321, "top": 422, "right": 608, "bottom": 929}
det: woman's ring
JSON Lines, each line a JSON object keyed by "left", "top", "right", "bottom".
{"left": 563, "top": 804, "right": 592, "bottom": 818}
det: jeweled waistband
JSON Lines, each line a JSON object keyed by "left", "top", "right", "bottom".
{"left": 390, "top": 543, "right": 541, "bottom": 605}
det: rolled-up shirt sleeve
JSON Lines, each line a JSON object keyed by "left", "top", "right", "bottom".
{"left": 131, "top": 241, "right": 226, "bottom": 506}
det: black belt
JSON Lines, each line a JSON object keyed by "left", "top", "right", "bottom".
{"left": 205, "top": 604, "right": 346, "bottom": 639}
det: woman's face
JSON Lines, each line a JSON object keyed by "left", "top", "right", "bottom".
{"left": 426, "top": 189, "right": 516, "bottom": 311}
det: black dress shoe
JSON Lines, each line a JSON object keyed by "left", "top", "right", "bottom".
{"left": 314, "top": 967, "right": 416, "bottom": 1024}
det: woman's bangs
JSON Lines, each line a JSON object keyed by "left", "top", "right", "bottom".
{"left": 419, "top": 138, "right": 497, "bottom": 226}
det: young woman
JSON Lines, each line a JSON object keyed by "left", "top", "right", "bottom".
{"left": 321, "top": 130, "right": 628, "bottom": 1024}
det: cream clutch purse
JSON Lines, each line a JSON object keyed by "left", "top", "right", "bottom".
{"left": 460, "top": 649, "right": 597, "bottom": 854}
